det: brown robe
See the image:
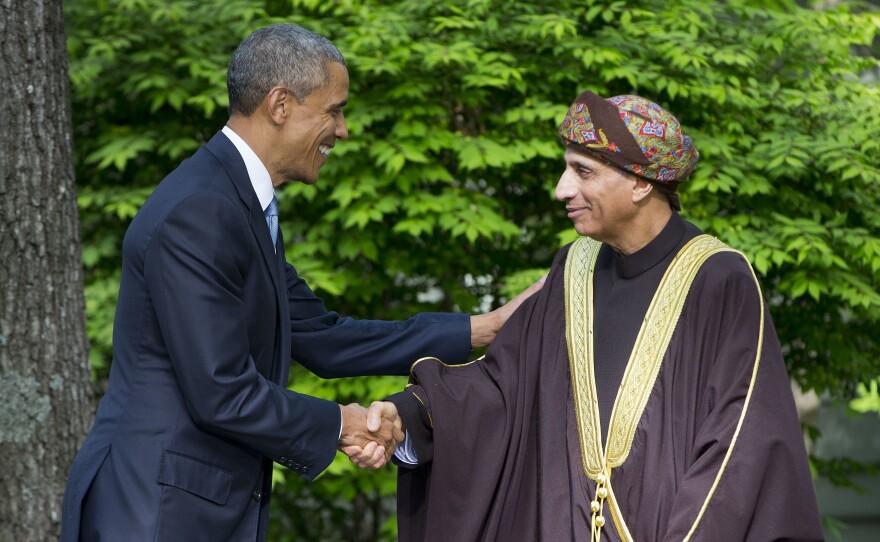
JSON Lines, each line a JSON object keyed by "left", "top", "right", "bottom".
{"left": 389, "top": 214, "right": 823, "bottom": 541}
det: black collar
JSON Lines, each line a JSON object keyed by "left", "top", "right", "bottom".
{"left": 615, "top": 213, "right": 686, "bottom": 279}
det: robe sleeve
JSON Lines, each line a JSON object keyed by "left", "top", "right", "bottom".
{"left": 661, "top": 253, "right": 823, "bottom": 542}
{"left": 386, "top": 246, "right": 571, "bottom": 542}
{"left": 388, "top": 389, "right": 435, "bottom": 465}
{"left": 389, "top": 353, "right": 517, "bottom": 542}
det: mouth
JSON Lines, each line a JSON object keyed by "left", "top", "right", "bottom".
{"left": 319, "top": 145, "right": 332, "bottom": 157}
{"left": 566, "top": 205, "right": 588, "bottom": 219}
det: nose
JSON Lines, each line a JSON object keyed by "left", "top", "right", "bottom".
{"left": 555, "top": 168, "right": 577, "bottom": 201}
{"left": 336, "top": 113, "right": 349, "bottom": 141}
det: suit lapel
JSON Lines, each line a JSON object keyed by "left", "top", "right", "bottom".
{"left": 248, "top": 202, "right": 283, "bottom": 293}
{"left": 205, "top": 132, "right": 287, "bottom": 384}
{"left": 205, "top": 132, "right": 283, "bottom": 295}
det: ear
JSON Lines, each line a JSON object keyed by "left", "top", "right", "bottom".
{"left": 265, "top": 86, "right": 292, "bottom": 125}
{"left": 632, "top": 177, "right": 654, "bottom": 204}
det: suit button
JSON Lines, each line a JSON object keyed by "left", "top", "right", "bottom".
{"left": 252, "top": 489, "right": 262, "bottom": 502}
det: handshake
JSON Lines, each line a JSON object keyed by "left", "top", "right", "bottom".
{"left": 337, "top": 401, "right": 403, "bottom": 469}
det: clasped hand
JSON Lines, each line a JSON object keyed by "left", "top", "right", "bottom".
{"left": 338, "top": 401, "right": 404, "bottom": 469}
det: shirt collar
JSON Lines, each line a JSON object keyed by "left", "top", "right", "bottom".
{"left": 221, "top": 126, "right": 275, "bottom": 211}
{"left": 616, "top": 212, "right": 687, "bottom": 279}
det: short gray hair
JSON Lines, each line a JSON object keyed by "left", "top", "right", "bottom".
{"left": 227, "top": 24, "right": 345, "bottom": 116}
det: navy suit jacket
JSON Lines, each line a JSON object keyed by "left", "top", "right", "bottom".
{"left": 61, "top": 132, "right": 470, "bottom": 541}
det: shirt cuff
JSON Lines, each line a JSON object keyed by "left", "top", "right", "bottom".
{"left": 394, "top": 431, "right": 419, "bottom": 464}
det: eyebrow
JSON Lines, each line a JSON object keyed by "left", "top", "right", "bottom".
{"left": 567, "top": 157, "right": 594, "bottom": 170}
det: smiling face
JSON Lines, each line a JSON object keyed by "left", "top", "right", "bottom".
{"left": 272, "top": 61, "right": 349, "bottom": 185}
{"left": 555, "top": 148, "right": 641, "bottom": 245}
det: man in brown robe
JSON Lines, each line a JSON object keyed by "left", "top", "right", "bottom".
{"left": 384, "top": 91, "right": 824, "bottom": 541}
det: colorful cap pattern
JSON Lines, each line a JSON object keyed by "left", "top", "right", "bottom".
{"left": 558, "top": 91, "right": 698, "bottom": 184}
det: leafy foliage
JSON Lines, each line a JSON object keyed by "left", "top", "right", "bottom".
{"left": 850, "top": 378, "right": 880, "bottom": 413}
{"left": 65, "top": 0, "right": 880, "bottom": 539}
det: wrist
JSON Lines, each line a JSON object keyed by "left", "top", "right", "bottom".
{"left": 337, "top": 404, "right": 345, "bottom": 442}
{"left": 469, "top": 313, "right": 494, "bottom": 348}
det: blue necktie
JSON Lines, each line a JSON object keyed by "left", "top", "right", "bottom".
{"left": 265, "top": 196, "right": 279, "bottom": 248}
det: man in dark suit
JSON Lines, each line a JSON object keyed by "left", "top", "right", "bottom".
{"left": 60, "top": 24, "right": 539, "bottom": 541}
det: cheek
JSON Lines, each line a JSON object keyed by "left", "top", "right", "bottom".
{"left": 319, "top": 120, "right": 335, "bottom": 139}
{"left": 577, "top": 184, "right": 597, "bottom": 206}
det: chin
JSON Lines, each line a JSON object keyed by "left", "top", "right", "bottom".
{"left": 302, "top": 167, "right": 323, "bottom": 185}
{"left": 573, "top": 223, "right": 594, "bottom": 237}
{"left": 288, "top": 172, "right": 318, "bottom": 185}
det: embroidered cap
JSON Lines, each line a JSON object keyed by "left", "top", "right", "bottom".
{"left": 558, "top": 91, "right": 698, "bottom": 185}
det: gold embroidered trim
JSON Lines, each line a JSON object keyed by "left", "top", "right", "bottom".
{"left": 564, "top": 238, "right": 604, "bottom": 478}
{"left": 606, "top": 476, "right": 633, "bottom": 541}
{"left": 565, "top": 234, "right": 736, "bottom": 541}
{"left": 409, "top": 390, "right": 434, "bottom": 429}
{"left": 682, "top": 258, "right": 764, "bottom": 541}
{"left": 606, "top": 235, "right": 731, "bottom": 466}
{"left": 408, "top": 355, "right": 483, "bottom": 379}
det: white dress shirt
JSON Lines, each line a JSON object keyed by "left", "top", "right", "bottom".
{"left": 221, "top": 126, "right": 274, "bottom": 212}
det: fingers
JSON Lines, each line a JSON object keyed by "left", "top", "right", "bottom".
{"left": 500, "top": 273, "right": 547, "bottom": 317}
{"left": 512, "top": 273, "right": 547, "bottom": 303}
{"left": 340, "top": 441, "right": 387, "bottom": 469}
{"left": 367, "top": 401, "right": 404, "bottom": 437}
{"left": 366, "top": 401, "right": 384, "bottom": 432}
{"left": 469, "top": 272, "right": 548, "bottom": 348}
{"left": 528, "top": 273, "right": 547, "bottom": 290}
{"left": 356, "top": 441, "right": 383, "bottom": 467}
{"left": 339, "top": 444, "right": 362, "bottom": 457}
{"left": 337, "top": 402, "right": 404, "bottom": 470}
{"left": 391, "top": 424, "right": 404, "bottom": 444}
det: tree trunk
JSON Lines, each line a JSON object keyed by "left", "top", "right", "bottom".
{"left": 0, "top": 1, "right": 95, "bottom": 540}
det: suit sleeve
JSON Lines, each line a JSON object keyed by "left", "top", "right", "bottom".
{"left": 145, "top": 192, "right": 340, "bottom": 480}
{"left": 661, "top": 254, "right": 823, "bottom": 541}
{"left": 283, "top": 263, "right": 473, "bottom": 378}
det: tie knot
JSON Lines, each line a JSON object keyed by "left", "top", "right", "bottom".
{"left": 265, "top": 196, "right": 279, "bottom": 219}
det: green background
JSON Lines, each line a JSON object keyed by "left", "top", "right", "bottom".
{"left": 64, "top": 0, "right": 880, "bottom": 539}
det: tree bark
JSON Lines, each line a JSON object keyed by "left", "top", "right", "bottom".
{"left": 0, "top": 1, "right": 95, "bottom": 540}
